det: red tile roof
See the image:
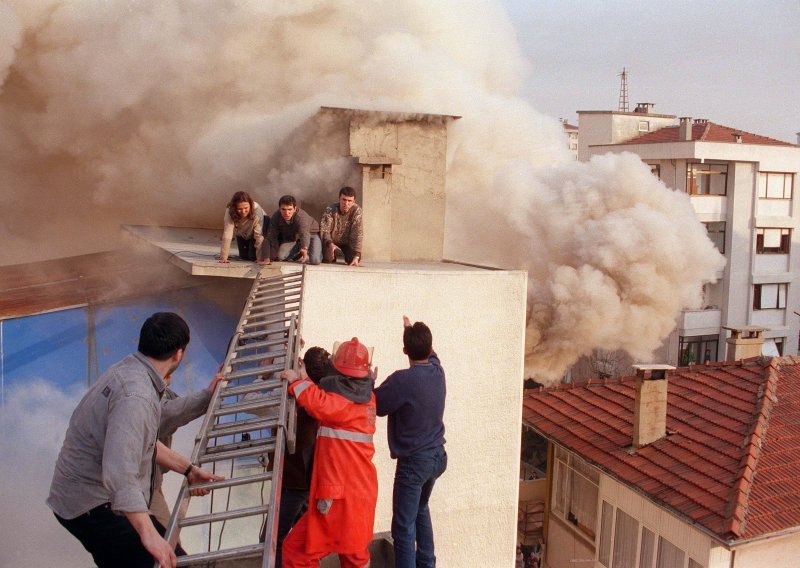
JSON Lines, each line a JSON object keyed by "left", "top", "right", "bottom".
{"left": 522, "top": 357, "right": 800, "bottom": 543}
{"left": 620, "top": 121, "right": 795, "bottom": 147}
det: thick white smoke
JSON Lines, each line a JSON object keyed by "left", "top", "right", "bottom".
{"left": 0, "top": 0, "right": 724, "bottom": 380}
{"left": 0, "top": 380, "right": 90, "bottom": 567}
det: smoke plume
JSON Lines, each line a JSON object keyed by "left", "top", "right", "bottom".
{"left": 0, "top": 0, "right": 724, "bottom": 380}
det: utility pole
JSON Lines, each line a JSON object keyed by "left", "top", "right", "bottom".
{"left": 618, "top": 67, "right": 629, "bottom": 112}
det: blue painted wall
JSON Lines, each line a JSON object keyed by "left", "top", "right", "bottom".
{"left": 1, "top": 286, "right": 242, "bottom": 404}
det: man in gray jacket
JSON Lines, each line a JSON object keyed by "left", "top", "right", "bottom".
{"left": 47, "top": 312, "right": 223, "bottom": 568}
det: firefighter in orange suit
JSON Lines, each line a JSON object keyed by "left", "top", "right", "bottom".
{"left": 280, "top": 337, "right": 378, "bottom": 568}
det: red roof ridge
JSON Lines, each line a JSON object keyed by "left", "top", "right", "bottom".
{"left": 722, "top": 359, "right": 779, "bottom": 536}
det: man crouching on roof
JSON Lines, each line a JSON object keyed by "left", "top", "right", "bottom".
{"left": 279, "top": 337, "right": 378, "bottom": 568}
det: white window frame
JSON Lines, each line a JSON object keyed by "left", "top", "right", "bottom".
{"left": 758, "top": 172, "right": 794, "bottom": 199}
{"left": 753, "top": 283, "right": 788, "bottom": 310}
{"left": 553, "top": 446, "right": 600, "bottom": 541}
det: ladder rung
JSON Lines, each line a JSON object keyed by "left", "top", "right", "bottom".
{"left": 199, "top": 440, "right": 276, "bottom": 463}
{"left": 234, "top": 337, "right": 287, "bottom": 352}
{"left": 206, "top": 437, "right": 273, "bottom": 457}
{"left": 189, "top": 470, "right": 273, "bottom": 492}
{"left": 215, "top": 397, "right": 282, "bottom": 417}
{"left": 220, "top": 378, "right": 282, "bottom": 397}
{"left": 226, "top": 362, "right": 284, "bottom": 381}
{"left": 254, "top": 279, "right": 302, "bottom": 292}
{"left": 248, "top": 297, "right": 300, "bottom": 312}
{"left": 208, "top": 416, "right": 280, "bottom": 439}
{"left": 179, "top": 504, "right": 271, "bottom": 527}
{"left": 230, "top": 349, "right": 286, "bottom": 366}
{"left": 240, "top": 315, "right": 293, "bottom": 330}
{"left": 245, "top": 305, "right": 299, "bottom": 319}
{"left": 238, "top": 329, "right": 289, "bottom": 342}
{"left": 176, "top": 543, "right": 264, "bottom": 566}
{"left": 252, "top": 287, "right": 302, "bottom": 302}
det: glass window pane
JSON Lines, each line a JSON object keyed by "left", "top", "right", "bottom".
{"left": 598, "top": 502, "right": 613, "bottom": 567}
{"left": 657, "top": 536, "right": 685, "bottom": 568}
{"left": 612, "top": 508, "right": 639, "bottom": 568}
{"left": 640, "top": 528, "right": 655, "bottom": 568}
{"left": 762, "top": 284, "right": 778, "bottom": 308}
{"left": 763, "top": 228, "right": 782, "bottom": 248}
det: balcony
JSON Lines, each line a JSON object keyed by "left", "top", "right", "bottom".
{"left": 679, "top": 307, "right": 722, "bottom": 335}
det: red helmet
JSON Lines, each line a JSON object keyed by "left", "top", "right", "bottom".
{"left": 333, "top": 337, "right": 371, "bottom": 378}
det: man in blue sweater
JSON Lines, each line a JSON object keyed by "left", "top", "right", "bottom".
{"left": 374, "top": 316, "right": 447, "bottom": 568}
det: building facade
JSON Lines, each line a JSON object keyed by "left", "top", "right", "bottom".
{"left": 578, "top": 106, "right": 800, "bottom": 363}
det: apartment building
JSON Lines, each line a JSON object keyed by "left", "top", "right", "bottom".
{"left": 578, "top": 105, "right": 800, "bottom": 364}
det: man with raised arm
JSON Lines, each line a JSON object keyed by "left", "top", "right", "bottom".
{"left": 373, "top": 316, "right": 447, "bottom": 568}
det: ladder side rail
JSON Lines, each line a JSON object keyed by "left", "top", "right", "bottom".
{"left": 161, "top": 274, "right": 268, "bottom": 553}
{"left": 260, "top": 312, "right": 300, "bottom": 568}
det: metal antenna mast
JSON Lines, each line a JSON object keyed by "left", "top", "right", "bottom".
{"left": 618, "top": 67, "right": 629, "bottom": 112}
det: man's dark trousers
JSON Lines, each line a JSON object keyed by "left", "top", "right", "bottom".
{"left": 392, "top": 445, "right": 448, "bottom": 568}
{"left": 55, "top": 503, "right": 183, "bottom": 567}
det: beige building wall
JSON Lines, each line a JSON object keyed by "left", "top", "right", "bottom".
{"left": 298, "top": 263, "right": 528, "bottom": 567}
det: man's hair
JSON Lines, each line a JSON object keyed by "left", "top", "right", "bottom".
{"left": 303, "top": 346, "right": 334, "bottom": 383}
{"left": 278, "top": 195, "right": 297, "bottom": 207}
{"left": 338, "top": 186, "right": 356, "bottom": 198}
{"left": 138, "top": 312, "right": 190, "bottom": 361}
{"left": 403, "top": 321, "right": 432, "bottom": 361}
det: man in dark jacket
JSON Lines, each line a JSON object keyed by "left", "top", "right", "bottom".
{"left": 374, "top": 316, "right": 447, "bottom": 568}
{"left": 266, "top": 195, "right": 322, "bottom": 264}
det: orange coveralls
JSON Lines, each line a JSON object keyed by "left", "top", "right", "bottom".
{"left": 282, "top": 377, "right": 378, "bottom": 568}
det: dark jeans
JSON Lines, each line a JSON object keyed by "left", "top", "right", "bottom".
{"left": 322, "top": 243, "right": 357, "bottom": 264}
{"left": 55, "top": 503, "right": 184, "bottom": 568}
{"left": 236, "top": 215, "right": 269, "bottom": 261}
{"left": 259, "top": 487, "right": 309, "bottom": 567}
{"left": 392, "top": 446, "right": 447, "bottom": 568}
{"left": 236, "top": 235, "right": 257, "bottom": 261}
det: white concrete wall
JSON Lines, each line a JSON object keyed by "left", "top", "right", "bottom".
{"left": 732, "top": 532, "right": 800, "bottom": 567}
{"left": 299, "top": 263, "right": 528, "bottom": 567}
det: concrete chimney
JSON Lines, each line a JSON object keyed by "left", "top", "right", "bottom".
{"left": 723, "top": 326, "right": 767, "bottom": 361}
{"left": 796, "top": 132, "right": 799, "bottom": 145}
{"left": 733, "top": 133, "right": 743, "bottom": 143}
{"left": 634, "top": 102, "right": 655, "bottom": 114}
{"left": 631, "top": 364, "right": 674, "bottom": 448}
{"left": 679, "top": 117, "right": 692, "bottom": 141}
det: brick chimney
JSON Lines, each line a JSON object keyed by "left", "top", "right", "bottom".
{"left": 679, "top": 117, "right": 692, "bottom": 141}
{"left": 723, "top": 326, "right": 767, "bottom": 361}
{"left": 632, "top": 365, "right": 675, "bottom": 448}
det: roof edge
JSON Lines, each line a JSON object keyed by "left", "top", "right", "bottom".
{"left": 722, "top": 358, "right": 780, "bottom": 536}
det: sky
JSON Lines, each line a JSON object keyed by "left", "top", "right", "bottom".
{"left": 502, "top": 0, "right": 800, "bottom": 143}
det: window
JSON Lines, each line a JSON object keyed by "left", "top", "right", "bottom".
{"left": 657, "top": 536, "right": 685, "bottom": 568}
{"left": 704, "top": 222, "right": 726, "bottom": 253}
{"left": 753, "top": 283, "right": 788, "bottom": 310}
{"left": 679, "top": 335, "right": 719, "bottom": 365}
{"left": 758, "top": 172, "right": 794, "bottom": 199}
{"left": 639, "top": 120, "right": 650, "bottom": 132}
{"left": 756, "top": 228, "right": 791, "bottom": 254}
{"left": 640, "top": 528, "right": 656, "bottom": 568}
{"left": 553, "top": 446, "right": 600, "bottom": 540}
{"left": 598, "top": 501, "right": 614, "bottom": 567}
{"left": 687, "top": 162, "right": 728, "bottom": 195}
{"left": 612, "top": 508, "right": 639, "bottom": 567}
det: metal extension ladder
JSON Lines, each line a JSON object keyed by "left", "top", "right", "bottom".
{"left": 162, "top": 268, "right": 305, "bottom": 567}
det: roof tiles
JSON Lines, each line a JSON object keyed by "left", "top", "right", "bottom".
{"left": 619, "top": 121, "right": 795, "bottom": 147}
{"left": 522, "top": 357, "right": 800, "bottom": 543}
